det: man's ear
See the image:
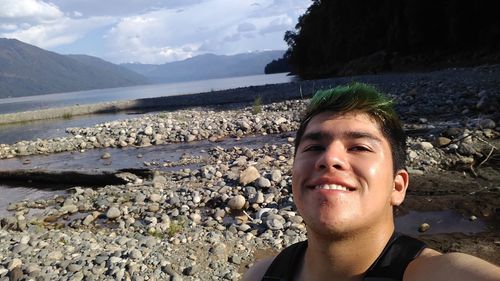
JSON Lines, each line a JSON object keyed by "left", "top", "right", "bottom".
{"left": 391, "top": 169, "right": 409, "bottom": 206}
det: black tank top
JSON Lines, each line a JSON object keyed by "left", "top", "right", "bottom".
{"left": 262, "top": 232, "right": 426, "bottom": 281}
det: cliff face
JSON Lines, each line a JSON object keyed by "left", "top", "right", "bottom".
{"left": 285, "top": 0, "right": 500, "bottom": 78}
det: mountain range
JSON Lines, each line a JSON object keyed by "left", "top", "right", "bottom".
{"left": 121, "top": 50, "right": 285, "bottom": 83}
{"left": 0, "top": 38, "right": 149, "bottom": 98}
{"left": 0, "top": 38, "right": 285, "bottom": 99}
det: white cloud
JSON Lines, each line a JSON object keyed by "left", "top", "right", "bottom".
{"left": 1, "top": 16, "right": 116, "bottom": 48}
{"left": 259, "top": 15, "right": 294, "bottom": 34}
{"left": 0, "top": 0, "right": 63, "bottom": 22}
{"left": 0, "top": 23, "right": 18, "bottom": 31}
{"left": 0, "top": 0, "right": 311, "bottom": 63}
{"left": 237, "top": 22, "right": 256, "bottom": 32}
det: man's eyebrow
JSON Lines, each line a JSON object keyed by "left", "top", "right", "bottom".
{"left": 343, "top": 131, "right": 383, "bottom": 144}
{"left": 301, "top": 130, "right": 383, "bottom": 143}
{"left": 301, "top": 131, "right": 326, "bottom": 142}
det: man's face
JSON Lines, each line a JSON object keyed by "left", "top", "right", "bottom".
{"left": 292, "top": 111, "right": 408, "bottom": 238}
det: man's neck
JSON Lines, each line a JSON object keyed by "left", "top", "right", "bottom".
{"left": 297, "top": 224, "right": 395, "bottom": 281}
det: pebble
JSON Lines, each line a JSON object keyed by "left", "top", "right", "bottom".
{"left": 418, "top": 223, "right": 431, "bottom": 233}
{"left": 435, "top": 137, "right": 451, "bottom": 147}
{"left": 0, "top": 66, "right": 499, "bottom": 280}
{"left": 256, "top": 177, "right": 271, "bottom": 188}
{"left": 416, "top": 142, "right": 434, "bottom": 150}
{"left": 266, "top": 214, "right": 286, "bottom": 230}
{"left": 239, "top": 166, "right": 260, "bottom": 185}
{"left": 106, "top": 207, "right": 121, "bottom": 219}
{"left": 228, "top": 195, "right": 246, "bottom": 210}
{"left": 7, "top": 259, "right": 22, "bottom": 271}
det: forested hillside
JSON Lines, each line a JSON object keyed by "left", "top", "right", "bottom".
{"left": 283, "top": 0, "right": 500, "bottom": 78}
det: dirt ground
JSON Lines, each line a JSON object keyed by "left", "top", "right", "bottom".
{"left": 403, "top": 166, "right": 500, "bottom": 265}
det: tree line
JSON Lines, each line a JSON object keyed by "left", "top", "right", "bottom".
{"left": 271, "top": 0, "right": 500, "bottom": 78}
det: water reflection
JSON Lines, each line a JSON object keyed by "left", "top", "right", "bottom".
{"left": 395, "top": 210, "right": 486, "bottom": 235}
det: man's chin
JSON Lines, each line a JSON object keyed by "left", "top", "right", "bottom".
{"left": 305, "top": 221, "right": 356, "bottom": 241}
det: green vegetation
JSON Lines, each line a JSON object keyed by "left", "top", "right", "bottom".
{"left": 252, "top": 96, "right": 263, "bottom": 115}
{"left": 166, "top": 220, "right": 184, "bottom": 237}
{"left": 62, "top": 112, "right": 73, "bottom": 120}
{"left": 282, "top": 0, "right": 500, "bottom": 79}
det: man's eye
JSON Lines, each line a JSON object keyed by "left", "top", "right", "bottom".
{"left": 303, "top": 145, "right": 323, "bottom": 152}
{"left": 349, "top": 145, "right": 371, "bottom": 152}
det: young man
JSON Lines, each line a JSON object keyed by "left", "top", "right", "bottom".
{"left": 243, "top": 83, "right": 500, "bottom": 281}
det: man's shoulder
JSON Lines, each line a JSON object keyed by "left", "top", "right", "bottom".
{"left": 242, "top": 257, "right": 275, "bottom": 281}
{"left": 404, "top": 249, "right": 500, "bottom": 281}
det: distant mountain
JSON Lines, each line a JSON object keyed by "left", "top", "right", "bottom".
{"left": 121, "top": 50, "right": 285, "bottom": 83}
{"left": 0, "top": 38, "right": 149, "bottom": 99}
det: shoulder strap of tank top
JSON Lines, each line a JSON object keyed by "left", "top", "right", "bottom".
{"left": 262, "top": 240, "right": 307, "bottom": 281}
{"left": 363, "top": 232, "right": 427, "bottom": 281}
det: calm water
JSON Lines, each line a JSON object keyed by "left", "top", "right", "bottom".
{"left": 0, "top": 73, "right": 294, "bottom": 144}
{"left": 0, "top": 73, "right": 294, "bottom": 114}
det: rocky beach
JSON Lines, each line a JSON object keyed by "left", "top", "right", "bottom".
{"left": 0, "top": 65, "right": 499, "bottom": 280}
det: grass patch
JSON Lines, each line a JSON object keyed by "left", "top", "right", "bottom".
{"left": 166, "top": 220, "right": 184, "bottom": 237}
{"left": 62, "top": 112, "right": 73, "bottom": 120}
{"left": 252, "top": 96, "right": 263, "bottom": 115}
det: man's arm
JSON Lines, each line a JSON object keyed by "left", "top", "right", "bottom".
{"left": 242, "top": 257, "right": 274, "bottom": 281}
{"left": 404, "top": 249, "right": 500, "bottom": 281}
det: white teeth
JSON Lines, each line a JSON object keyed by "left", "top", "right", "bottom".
{"left": 314, "top": 184, "right": 350, "bottom": 191}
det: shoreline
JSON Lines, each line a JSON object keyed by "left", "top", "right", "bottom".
{"left": 2, "top": 63, "right": 498, "bottom": 125}
{"left": 0, "top": 78, "right": 313, "bottom": 125}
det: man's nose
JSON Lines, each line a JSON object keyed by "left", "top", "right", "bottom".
{"left": 315, "top": 143, "right": 348, "bottom": 171}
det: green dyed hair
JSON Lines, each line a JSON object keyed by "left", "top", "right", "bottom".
{"left": 294, "top": 82, "right": 407, "bottom": 173}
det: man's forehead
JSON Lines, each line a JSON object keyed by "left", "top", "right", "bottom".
{"left": 305, "top": 111, "right": 382, "bottom": 132}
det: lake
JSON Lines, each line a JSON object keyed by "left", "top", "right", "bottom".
{"left": 0, "top": 73, "right": 295, "bottom": 144}
{"left": 0, "top": 73, "right": 295, "bottom": 114}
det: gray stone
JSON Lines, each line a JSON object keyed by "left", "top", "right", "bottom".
{"left": 82, "top": 214, "right": 95, "bottom": 226}
{"left": 271, "top": 170, "right": 282, "bottom": 182}
{"left": 256, "top": 177, "right": 271, "bottom": 188}
{"left": 67, "top": 264, "right": 83, "bottom": 272}
{"left": 144, "top": 126, "right": 154, "bottom": 136}
{"left": 479, "top": 119, "right": 495, "bottom": 129}
{"left": 444, "top": 127, "right": 463, "bottom": 138}
{"left": 435, "top": 137, "right": 451, "bottom": 147}
{"left": 230, "top": 254, "right": 242, "bottom": 265}
{"left": 7, "top": 259, "right": 22, "bottom": 271}
{"left": 8, "top": 267, "right": 22, "bottom": 281}
{"left": 184, "top": 134, "right": 196, "bottom": 142}
{"left": 458, "top": 143, "right": 476, "bottom": 156}
{"left": 47, "top": 251, "right": 63, "bottom": 260}
{"left": 59, "top": 204, "right": 78, "bottom": 214}
{"left": 416, "top": 142, "right": 433, "bottom": 150}
{"left": 130, "top": 249, "right": 142, "bottom": 260}
{"left": 266, "top": 214, "right": 286, "bottom": 230}
{"left": 106, "top": 207, "right": 121, "bottom": 219}
{"left": 239, "top": 166, "right": 260, "bottom": 185}
{"left": 228, "top": 195, "right": 246, "bottom": 210}
{"left": 209, "top": 243, "right": 227, "bottom": 260}
{"left": 250, "top": 191, "right": 265, "bottom": 204}
{"left": 418, "top": 223, "right": 430, "bottom": 233}
{"left": 148, "top": 203, "right": 160, "bottom": 213}
{"left": 183, "top": 265, "right": 198, "bottom": 276}
{"left": 149, "top": 194, "right": 162, "bottom": 202}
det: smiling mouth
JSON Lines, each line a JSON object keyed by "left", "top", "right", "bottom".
{"left": 313, "top": 184, "right": 355, "bottom": 191}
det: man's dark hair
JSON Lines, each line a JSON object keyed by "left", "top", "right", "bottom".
{"left": 294, "top": 82, "right": 407, "bottom": 173}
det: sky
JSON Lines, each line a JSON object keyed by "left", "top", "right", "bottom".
{"left": 0, "top": 0, "right": 311, "bottom": 64}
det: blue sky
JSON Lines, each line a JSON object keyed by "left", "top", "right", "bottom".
{"left": 0, "top": 0, "right": 310, "bottom": 64}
